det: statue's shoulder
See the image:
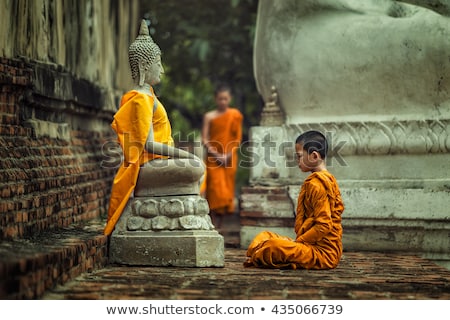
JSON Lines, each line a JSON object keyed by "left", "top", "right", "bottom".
{"left": 120, "top": 90, "right": 154, "bottom": 106}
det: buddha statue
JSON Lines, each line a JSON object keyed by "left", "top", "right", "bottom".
{"left": 105, "top": 20, "right": 224, "bottom": 267}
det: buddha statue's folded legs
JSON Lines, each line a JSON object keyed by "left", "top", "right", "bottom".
{"left": 138, "top": 158, "right": 205, "bottom": 196}
{"left": 113, "top": 157, "right": 216, "bottom": 241}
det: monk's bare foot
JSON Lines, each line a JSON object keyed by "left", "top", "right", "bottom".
{"left": 243, "top": 258, "right": 254, "bottom": 267}
{"left": 210, "top": 211, "right": 223, "bottom": 229}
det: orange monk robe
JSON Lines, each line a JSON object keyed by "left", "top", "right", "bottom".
{"left": 199, "top": 167, "right": 207, "bottom": 196}
{"left": 104, "top": 89, "right": 174, "bottom": 235}
{"left": 244, "top": 170, "right": 344, "bottom": 270}
{"left": 206, "top": 108, "right": 243, "bottom": 213}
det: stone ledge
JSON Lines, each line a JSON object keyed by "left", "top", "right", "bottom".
{"left": 0, "top": 219, "right": 107, "bottom": 299}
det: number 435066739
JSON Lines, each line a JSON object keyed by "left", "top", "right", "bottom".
{"left": 271, "top": 304, "right": 343, "bottom": 315}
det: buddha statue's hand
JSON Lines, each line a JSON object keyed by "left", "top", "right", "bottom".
{"left": 173, "top": 148, "right": 204, "bottom": 169}
{"left": 214, "top": 154, "right": 227, "bottom": 167}
{"left": 215, "top": 152, "right": 232, "bottom": 167}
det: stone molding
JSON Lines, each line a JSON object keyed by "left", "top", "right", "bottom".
{"left": 286, "top": 119, "right": 450, "bottom": 156}
{"left": 23, "top": 58, "right": 117, "bottom": 117}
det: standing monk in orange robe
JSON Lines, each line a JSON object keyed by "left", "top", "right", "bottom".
{"left": 202, "top": 84, "right": 243, "bottom": 228}
{"left": 104, "top": 20, "right": 202, "bottom": 236}
{"left": 244, "top": 130, "right": 344, "bottom": 269}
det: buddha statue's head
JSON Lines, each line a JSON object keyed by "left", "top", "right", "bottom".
{"left": 129, "top": 20, "right": 163, "bottom": 87}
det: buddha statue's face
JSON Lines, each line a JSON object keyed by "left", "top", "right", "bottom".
{"left": 142, "top": 55, "right": 164, "bottom": 86}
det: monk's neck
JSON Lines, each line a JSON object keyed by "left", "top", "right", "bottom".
{"left": 216, "top": 106, "right": 229, "bottom": 114}
{"left": 310, "top": 163, "right": 327, "bottom": 173}
{"left": 132, "top": 83, "right": 153, "bottom": 96}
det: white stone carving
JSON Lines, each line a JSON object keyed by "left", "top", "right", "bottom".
{"left": 287, "top": 119, "right": 450, "bottom": 156}
{"left": 260, "top": 85, "right": 285, "bottom": 126}
{"left": 127, "top": 195, "right": 214, "bottom": 231}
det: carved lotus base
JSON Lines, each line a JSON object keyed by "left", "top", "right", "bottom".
{"left": 112, "top": 195, "right": 215, "bottom": 233}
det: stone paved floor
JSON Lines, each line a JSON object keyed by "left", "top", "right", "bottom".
{"left": 42, "top": 248, "right": 450, "bottom": 300}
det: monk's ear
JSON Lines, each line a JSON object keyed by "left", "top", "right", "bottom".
{"left": 311, "top": 151, "right": 321, "bottom": 161}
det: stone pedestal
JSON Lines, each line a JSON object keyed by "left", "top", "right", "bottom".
{"left": 110, "top": 161, "right": 225, "bottom": 267}
{"left": 110, "top": 230, "right": 224, "bottom": 267}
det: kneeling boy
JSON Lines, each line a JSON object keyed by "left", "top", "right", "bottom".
{"left": 244, "top": 130, "right": 344, "bottom": 269}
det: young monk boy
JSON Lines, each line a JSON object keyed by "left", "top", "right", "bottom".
{"left": 244, "top": 130, "right": 344, "bottom": 269}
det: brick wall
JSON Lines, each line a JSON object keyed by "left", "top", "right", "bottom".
{"left": 0, "top": 57, "right": 117, "bottom": 240}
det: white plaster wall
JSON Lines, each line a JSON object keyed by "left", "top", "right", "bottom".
{"left": 254, "top": 0, "right": 450, "bottom": 124}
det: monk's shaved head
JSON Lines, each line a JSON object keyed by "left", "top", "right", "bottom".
{"left": 295, "top": 130, "right": 328, "bottom": 159}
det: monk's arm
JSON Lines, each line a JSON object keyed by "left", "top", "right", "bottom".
{"left": 201, "top": 114, "right": 215, "bottom": 154}
{"left": 296, "top": 184, "right": 333, "bottom": 243}
{"left": 201, "top": 113, "right": 227, "bottom": 164}
{"left": 201, "top": 113, "right": 210, "bottom": 147}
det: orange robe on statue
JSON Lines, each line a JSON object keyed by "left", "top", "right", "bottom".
{"left": 244, "top": 170, "right": 344, "bottom": 270}
{"left": 104, "top": 89, "right": 174, "bottom": 236}
{"left": 206, "top": 108, "right": 243, "bottom": 214}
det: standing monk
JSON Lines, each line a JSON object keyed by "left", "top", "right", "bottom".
{"left": 202, "top": 84, "right": 243, "bottom": 228}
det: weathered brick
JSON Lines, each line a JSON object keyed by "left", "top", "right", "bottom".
{"left": 4, "top": 225, "right": 18, "bottom": 238}
{"left": 0, "top": 113, "right": 18, "bottom": 125}
{"left": 240, "top": 217, "right": 294, "bottom": 227}
{"left": 1, "top": 187, "right": 11, "bottom": 198}
{"left": 0, "top": 101, "right": 15, "bottom": 114}
{"left": 267, "top": 194, "right": 290, "bottom": 201}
